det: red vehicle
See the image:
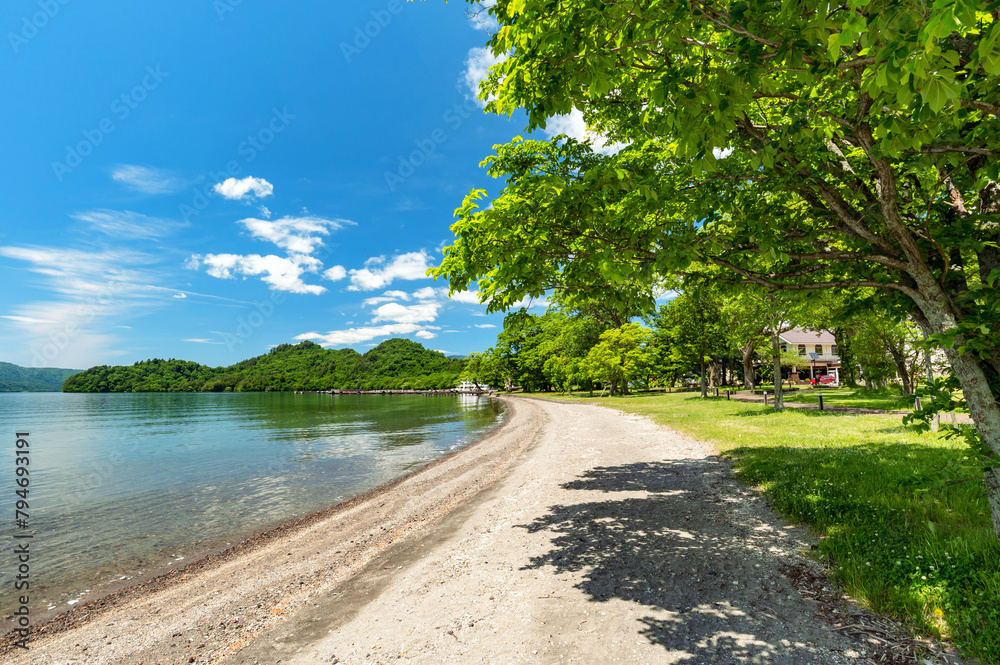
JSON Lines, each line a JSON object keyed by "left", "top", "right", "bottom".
{"left": 818, "top": 375, "right": 837, "bottom": 385}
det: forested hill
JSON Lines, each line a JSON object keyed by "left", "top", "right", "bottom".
{"left": 0, "top": 362, "right": 82, "bottom": 392}
{"left": 62, "top": 339, "right": 465, "bottom": 393}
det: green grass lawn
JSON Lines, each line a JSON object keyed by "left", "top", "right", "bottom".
{"left": 531, "top": 390, "right": 1000, "bottom": 662}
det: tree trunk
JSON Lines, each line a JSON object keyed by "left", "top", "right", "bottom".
{"left": 886, "top": 343, "right": 912, "bottom": 395}
{"left": 834, "top": 327, "right": 858, "bottom": 387}
{"left": 700, "top": 359, "right": 707, "bottom": 398}
{"left": 911, "top": 283, "right": 1000, "bottom": 540}
{"left": 771, "top": 333, "right": 784, "bottom": 411}
{"left": 741, "top": 343, "right": 755, "bottom": 390}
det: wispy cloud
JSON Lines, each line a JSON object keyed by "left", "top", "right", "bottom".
{"left": 183, "top": 338, "right": 223, "bottom": 344}
{"left": 71, "top": 209, "right": 184, "bottom": 239}
{"left": 214, "top": 176, "right": 274, "bottom": 200}
{"left": 111, "top": 165, "right": 186, "bottom": 194}
{"left": 0, "top": 245, "right": 165, "bottom": 367}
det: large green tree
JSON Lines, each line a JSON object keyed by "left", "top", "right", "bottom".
{"left": 581, "top": 322, "right": 655, "bottom": 396}
{"left": 649, "top": 288, "right": 730, "bottom": 397}
{"left": 433, "top": 0, "right": 1000, "bottom": 538}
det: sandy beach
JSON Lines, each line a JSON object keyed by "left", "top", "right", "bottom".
{"left": 2, "top": 397, "right": 944, "bottom": 664}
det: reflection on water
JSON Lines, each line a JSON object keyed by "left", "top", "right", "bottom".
{"left": 0, "top": 392, "right": 504, "bottom": 615}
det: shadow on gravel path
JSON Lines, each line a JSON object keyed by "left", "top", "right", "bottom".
{"left": 517, "top": 460, "right": 859, "bottom": 665}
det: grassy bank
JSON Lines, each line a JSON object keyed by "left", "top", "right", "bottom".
{"left": 541, "top": 391, "right": 1000, "bottom": 662}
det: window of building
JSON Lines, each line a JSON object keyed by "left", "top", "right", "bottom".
{"left": 832, "top": 344, "right": 838, "bottom": 356}
{"left": 780, "top": 345, "right": 786, "bottom": 353}
{"left": 798, "top": 344, "right": 806, "bottom": 355}
{"left": 815, "top": 344, "right": 823, "bottom": 355}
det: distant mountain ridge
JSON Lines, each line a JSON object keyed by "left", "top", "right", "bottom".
{"left": 0, "top": 362, "right": 82, "bottom": 392}
{"left": 62, "top": 338, "right": 465, "bottom": 393}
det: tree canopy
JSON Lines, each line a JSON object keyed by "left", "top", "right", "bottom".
{"left": 433, "top": 0, "right": 1000, "bottom": 537}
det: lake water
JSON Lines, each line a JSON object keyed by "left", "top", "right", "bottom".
{"left": 0, "top": 392, "right": 505, "bottom": 616}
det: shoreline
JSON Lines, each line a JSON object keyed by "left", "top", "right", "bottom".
{"left": 0, "top": 396, "right": 517, "bottom": 660}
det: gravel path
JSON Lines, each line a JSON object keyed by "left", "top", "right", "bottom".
{"left": 231, "top": 398, "right": 877, "bottom": 665}
{"left": 2, "top": 397, "right": 957, "bottom": 664}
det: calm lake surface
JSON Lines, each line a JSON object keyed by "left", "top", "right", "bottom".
{"left": 0, "top": 392, "right": 505, "bottom": 616}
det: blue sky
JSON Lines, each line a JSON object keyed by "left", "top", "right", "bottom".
{"left": 0, "top": 0, "right": 595, "bottom": 370}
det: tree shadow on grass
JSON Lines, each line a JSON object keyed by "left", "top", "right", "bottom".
{"left": 730, "top": 407, "right": 848, "bottom": 418}
{"left": 517, "top": 460, "right": 844, "bottom": 663}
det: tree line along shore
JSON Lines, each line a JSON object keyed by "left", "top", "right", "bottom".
{"left": 61, "top": 338, "right": 465, "bottom": 393}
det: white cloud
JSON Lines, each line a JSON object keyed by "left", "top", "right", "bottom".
{"left": 191, "top": 210, "right": 353, "bottom": 294}
{"left": 213, "top": 176, "right": 274, "bottom": 200}
{"left": 362, "top": 290, "right": 412, "bottom": 306}
{"left": 412, "top": 286, "right": 442, "bottom": 300}
{"left": 509, "top": 295, "right": 549, "bottom": 309}
{"left": 111, "top": 165, "right": 186, "bottom": 194}
{"left": 463, "top": 47, "right": 507, "bottom": 107}
{"left": 371, "top": 302, "right": 440, "bottom": 324}
{"left": 448, "top": 290, "right": 482, "bottom": 304}
{"left": 544, "top": 109, "right": 625, "bottom": 156}
{"left": 474, "top": 323, "right": 497, "bottom": 329}
{"left": 415, "top": 330, "right": 437, "bottom": 340}
{"left": 238, "top": 216, "right": 351, "bottom": 254}
{"left": 71, "top": 209, "right": 184, "bottom": 239}
{"left": 348, "top": 251, "right": 432, "bottom": 291}
{"left": 183, "top": 338, "right": 223, "bottom": 344}
{"left": 468, "top": 0, "right": 498, "bottom": 31}
{"left": 295, "top": 324, "right": 426, "bottom": 346}
{"left": 323, "top": 265, "right": 347, "bottom": 281}
{"left": 197, "top": 253, "right": 326, "bottom": 295}
{"left": 173, "top": 293, "right": 187, "bottom": 299}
